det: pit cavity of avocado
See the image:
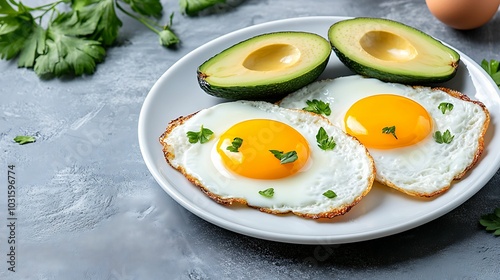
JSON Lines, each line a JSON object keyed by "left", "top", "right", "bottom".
{"left": 359, "top": 31, "right": 417, "bottom": 62}
{"left": 243, "top": 44, "right": 301, "bottom": 71}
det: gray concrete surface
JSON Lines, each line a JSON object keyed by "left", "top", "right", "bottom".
{"left": 1, "top": 0, "right": 499, "bottom": 279}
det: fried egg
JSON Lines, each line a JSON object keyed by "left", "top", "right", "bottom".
{"left": 160, "top": 101, "right": 375, "bottom": 219}
{"left": 279, "top": 75, "right": 490, "bottom": 197}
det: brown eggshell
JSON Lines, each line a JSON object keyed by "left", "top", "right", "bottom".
{"left": 426, "top": 0, "right": 500, "bottom": 30}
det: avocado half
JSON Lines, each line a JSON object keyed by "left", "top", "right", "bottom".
{"left": 197, "top": 31, "right": 331, "bottom": 100}
{"left": 328, "top": 18, "right": 460, "bottom": 84}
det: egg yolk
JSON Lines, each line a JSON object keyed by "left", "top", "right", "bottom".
{"left": 216, "top": 119, "right": 310, "bottom": 179}
{"left": 344, "top": 94, "right": 432, "bottom": 149}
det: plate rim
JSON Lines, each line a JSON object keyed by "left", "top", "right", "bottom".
{"left": 138, "top": 16, "right": 500, "bottom": 244}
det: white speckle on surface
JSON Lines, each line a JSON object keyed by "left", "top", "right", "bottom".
{"left": 19, "top": 166, "right": 116, "bottom": 240}
{"left": 70, "top": 104, "right": 106, "bottom": 131}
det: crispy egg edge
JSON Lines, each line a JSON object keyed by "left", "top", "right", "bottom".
{"left": 275, "top": 83, "right": 490, "bottom": 198}
{"left": 381, "top": 86, "right": 491, "bottom": 198}
{"left": 159, "top": 107, "right": 376, "bottom": 220}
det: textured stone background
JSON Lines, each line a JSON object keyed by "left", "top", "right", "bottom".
{"left": 1, "top": 0, "right": 499, "bottom": 279}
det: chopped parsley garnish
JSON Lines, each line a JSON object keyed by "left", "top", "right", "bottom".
{"left": 303, "top": 99, "right": 331, "bottom": 116}
{"left": 382, "top": 126, "right": 398, "bottom": 139}
{"left": 316, "top": 127, "right": 336, "bottom": 150}
{"left": 434, "top": 129, "right": 454, "bottom": 144}
{"left": 438, "top": 102, "right": 454, "bottom": 114}
{"left": 479, "top": 207, "right": 500, "bottom": 236}
{"left": 258, "top": 188, "right": 274, "bottom": 198}
{"left": 13, "top": 135, "right": 36, "bottom": 145}
{"left": 269, "top": 150, "right": 298, "bottom": 164}
{"left": 186, "top": 125, "right": 213, "bottom": 144}
{"left": 226, "top": 137, "right": 243, "bottom": 152}
{"left": 323, "top": 190, "right": 337, "bottom": 199}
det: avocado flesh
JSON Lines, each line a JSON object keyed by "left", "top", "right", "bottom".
{"left": 328, "top": 18, "right": 460, "bottom": 84}
{"left": 197, "top": 32, "right": 331, "bottom": 100}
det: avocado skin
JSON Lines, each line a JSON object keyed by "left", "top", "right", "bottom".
{"left": 197, "top": 57, "right": 330, "bottom": 100}
{"left": 332, "top": 46, "right": 459, "bottom": 85}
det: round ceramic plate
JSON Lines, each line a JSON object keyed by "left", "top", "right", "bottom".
{"left": 138, "top": 16, "right": 500, "bottom": 244}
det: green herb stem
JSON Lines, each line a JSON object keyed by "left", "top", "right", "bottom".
{"left": 115, "top": 1, "right": 161, "bottom": 35}
{"left": 30, "top": 0, "right": 66, "bottom": 12}
{"left": 33, "top": 1, "right": 64, "bottom": 23}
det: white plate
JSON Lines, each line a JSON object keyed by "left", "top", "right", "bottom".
{"left": 138, "top": 16, "right": 500, "bottom": 244}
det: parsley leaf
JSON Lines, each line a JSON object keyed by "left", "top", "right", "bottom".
{"left": 269, "top": 150, "right": 298, "bottom": 164}
{"left": 13, "top": 135, "right": 36, "bottom": 145}
{"left": 438, "top": 102, "right": 454, "bottom": 114}
{"left": 71, "top": 0, "right": 123, "bottom": 47}
{"left": 159, "top": 28, "right": 180, "bottom": 46}
{"left": 17, "top": 23, "right": 46, "bottom": 68}
{"left": 258, "top": 188, "right": 274, "bottom": 198}
{"left": 180, "top": 0, "right": 226, "bottom": 16}
{"left": 34, "top": 23, "right": 106, "bottom": 77}
{"left": 434, "top": 129, "right": 454, "bottom": 144}
{"left": 1, "top": 0, "right": 229, "bottom": 77}
{"left": 382, "top": 126, "right": 398, "bottom": 139}
{"left": 323, "top": 190, "right": 337, "bottom": 199}
{"left": 0, "top": 0, "right": 16, "bottom": 14}
{"left": 481, "top": 59, "right": 500, "bottom": 88}
{"left": 479, "top": 207, "right": 500, "bottom": 236}
{"left": 316, "top": 127, "right": 336, "bottom": 150}
{"left": 186, "top": 125, "right": 214, "bottom": 144}
{"left": 303, "top": 99, "right": 331, "bottom": 116}
{"left": 0, "top": 0, "right": 184, "bottom": 77}
{"left": 0, "top": 3, "right": 35, "bottom": 60}
{"left": 122, "top": 0, "right": 163, "bottom": 18}
{"left": 158, "top": 13, "right": 180, "bottom": 47}
{"left": 1, "top": 0, "right": 228, "bottom": 77}
{"left": 226, "top": 137, "right": 243, "bottom": 152}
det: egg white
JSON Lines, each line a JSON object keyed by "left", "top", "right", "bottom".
{"left": 279, "top": 75, "right": 489, "bottom": 197}
{"left": 161, "top": 100, "right": 375, "bottom": 218}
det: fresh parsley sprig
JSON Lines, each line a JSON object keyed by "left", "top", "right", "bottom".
{"left": 0, "top": 0, "right": 223, "bottom": 77}
{"left": 323, "top": 190, "right": 337, "bottom": 199}
{"left": 269, "top": 150, "right": 298, "bottom": 164}
{"left": 258, "top": 188, "right": 274, "bottom": 198}
{"left": 186, "top": 125, "right": 213, "bottom": 144}
{"left": 434, "top": 129, "right": 454, "bottom": 144}
{"left": 0, "top": 0, "right": 169, "bottom": 77}
{"left": 226, "top": 137, "right": 243, "bottom": 152}
{"left": 316, "top": 127, "right": 336, "bottom": 150}
{"left": 481, "top": 59, "right": 500, "bottom": 89}
{"left": 479, "top": 207, "right": 500, "bottom": 236}
{"left": 382, "top": 126, "right": 398, "bottom": 139}
{"left": 303, "top": 99, "right": 331, "bottom": 116}
{"left": 438, "top": 102, "right": 454, "bottom": 114}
